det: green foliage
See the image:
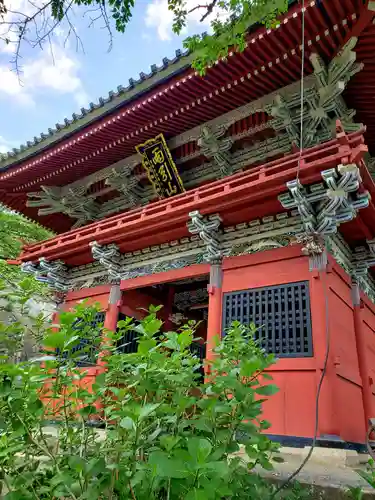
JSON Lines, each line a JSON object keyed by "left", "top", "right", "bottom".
{"left": 0, "top": 270, "right": 52, "bottom": 362}
{"left": 358, "top": 458, "right": 375, "bottom": 489}
{"left": 0, "top": 209, "right": 53, "bottom": 342}
{"left": 0, "top": 303, "right": 308, "bottom": 499}
{"left": 0, "top": 209, "right": 52, "bottom": 260}
{"left": 169, "top": 0, "right": 289, "bottom": 73}
{"left": 0, "top": 260, "right": 50, "bottom": 300}
{"left": 349, "top": 458, "right": 375, "bottom": 499}
{"left": 1, "top": 0, "right": 288, "bottom": 74}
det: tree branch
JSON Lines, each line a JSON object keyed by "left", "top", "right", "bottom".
{"left": 188, "top": 0, "right": 218, "bottom": 22}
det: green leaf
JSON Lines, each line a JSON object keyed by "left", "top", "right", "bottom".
{"left": 138, "top": 338, "right": 156, "bottom": 354}
{"left": 160, "top": 435, "right": 181, "bottom": 452}
{"left": 149, "top": 451, "right": 189, "bottom": 478}
{"left": 119, "top": 417, "right": 135, "bottom": 430}
{"left": 200, "top": 460, "right": 229, "bottom": 475}
{"left": 139, "top": 403, "right": 160, "bottom": 420}
{"left": 86, "top": 457, "right": 106, "bottom": 477}
{"left": 188, "top": 437, "right": 212, "bottom": 463}
{"left": 63, "top": 335, "right": 81, "bottom": 350}
{"left": 240, "top": 357, "right": 262, "bottom": 377}
{"left": 185, "top": 488, "right": 208, "bottom": 500}
{"left": 43, "top": 332, "right": 66, "bottom": 349}
{"left": 177, "top": 329, "right": 193, "bottom": 350}
{"left": 4, "top": 491, "right": 32, "bottom": 500}
{"left": 68, "top": 455, "right": 86, "bottom": 472}
{"left": 255, "top": 384, "right": 279, "bottom": 396}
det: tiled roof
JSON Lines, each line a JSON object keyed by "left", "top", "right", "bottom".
{"left": 0, "top": 0, "right": 299, "bottom": 168}
{"left": 0, "top": 48, "right": 192, "bottom": 167}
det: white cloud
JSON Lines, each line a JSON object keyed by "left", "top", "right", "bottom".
{"left": 0, "top": 44, "right": 86, "bottom": 107}
{"left": 145, "top": 0, "right": 175, "bottom": 41}
{"left": 145, "top": 0, "right": 228, "bottom": 41}
{"left": 0, "top": 67, "right": 34, "bottom": 105}
{"left": 1, "top": 0, "right": 39, "bottom": 53}
{"left": 0, "top": 0, "right": 86, "bottom": 106}
{"left": 0, "top": 135, "right": 20, "bottom": 154}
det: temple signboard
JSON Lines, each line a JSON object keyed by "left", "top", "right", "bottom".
{"left": 136, "top": 133, "right": 185, "bottom": 198}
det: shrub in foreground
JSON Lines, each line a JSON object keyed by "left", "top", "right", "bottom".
{"left": 0, "top": 304, "right": 307, "bottom": 499}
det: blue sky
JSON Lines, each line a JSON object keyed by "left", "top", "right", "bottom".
{"left": 0, "top": 0, "right": 213, "bottom": 155}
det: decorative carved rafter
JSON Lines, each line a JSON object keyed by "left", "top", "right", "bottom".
{"left": 105, "top": 165, "right": 144, "bottom": 207}
{"left": 69, "top": 210, "right": 301, "bottom": 289}
{"left": 21, "top": 258, "right": 70, "bottom": 292}
{"left": 90, "top": 241, "right": 122, "bottom": 281}
{"left": 187, "top": 211, "right": 222, "bottom": 264}
{"left": 265, "top": 37, "right": 363, "bottom": 148}
{"left": 27, "top": 185, "right": 100, "bottom": 228}
{"left": 197, "top": 125, "right": 233, "bottom": 178}
{"left": 326, "top": 234, "right": 375, "bottom": 304}
{"left": 23, "top": 210, "right": 300, "bottom": 291}
{"left": 279, "top": 164, "right": 370, "bottom": 236}
{"left": 174, "top": 288, "right": 209, "bottom": 311}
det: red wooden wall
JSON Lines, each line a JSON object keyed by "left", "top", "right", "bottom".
{"left": 57, "top": 246, "right": 375, "bottom": 444}
{"left": 222, "top": 247, "right": 318, "bottom": 440}
{"left": 221, "top": 246, "right": 372, "bottom": 444}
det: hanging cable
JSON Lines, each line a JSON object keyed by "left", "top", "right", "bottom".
{"left": 269, "top": 0, "right": 332, "bottom": 496}
{"left": 296, "top": 0, "right": 305, "bottom": 182}
{"left": 270, "top": 267, "right": 331, "bottom": 498}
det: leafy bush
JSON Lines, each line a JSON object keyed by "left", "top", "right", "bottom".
{"left": 349, "top": 458, "right": 375, "bottom": 499}
{"left": 0, "top": 303, "right": 306, "bottom": 499}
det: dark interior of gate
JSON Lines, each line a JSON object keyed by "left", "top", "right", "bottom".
{"left": 120, "top": 275, "right": 209, "bottom": 352}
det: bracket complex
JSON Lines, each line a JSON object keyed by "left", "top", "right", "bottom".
{"left": 21, "top": 258, "right": 70, "bottom": 292}
{"left": 187, "top": 211, "right": 222, "bottom": 264}
{"left": 279, "top": 164, "right": 370, "bottom": 236}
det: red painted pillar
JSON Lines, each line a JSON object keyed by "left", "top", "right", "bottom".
{"left": 98, "top": 284, "right": 122, "bottom": 368}
{"left": 206, "top": 263, "right": 223, "bottom": 367}
{"left": 164, "top": 286, "right": 175, "bottom": 332}
{"left": 352, "top": 282, "right": 374, "bottom": 428}
{"left": 94, "top": 285, "right": 122, "bottom": 417}
{"left": 310, "top": 270, "right": 340, "bottom": 438}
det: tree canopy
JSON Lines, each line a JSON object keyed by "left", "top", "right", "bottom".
{"left": 0, "top": 0, "right": 289, "bottom": 74}
{"left": 0, "top": 209, "right": 52, "bottom": 292}
{"left": 0, "top": 209, "right": 52, "bottom": 260}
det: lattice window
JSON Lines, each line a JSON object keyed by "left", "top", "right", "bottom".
{"left": 190, "top": 342, "right": 206, "bottom": 383}
{"left": 58, "top": 311, "right": 106, "bottom": 366}
{"left": 222, "top": 282, "right": 313, "bottom": 357}
{"left": 116, "top": 313, "right": 139, "bottom": 354}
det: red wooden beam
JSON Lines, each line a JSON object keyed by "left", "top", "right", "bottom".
{"left": 18, "top": 130, "right": 368, "bottom": 264}
{"left": 120, "top": 263, "right": 210, "bottom": 291}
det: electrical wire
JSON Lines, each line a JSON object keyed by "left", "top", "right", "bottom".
{"left": 270, "top": 268, "right": 331, "bottom": 498}
{"left": 367, "top": 421, "right": 375, "bottom": 460}
{"left": 269, "top": 3, "right": 333, "bottom": 494}
{"left": 296, "top": 0, "right": 306, "bottom": 182}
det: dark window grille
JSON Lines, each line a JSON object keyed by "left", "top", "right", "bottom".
{"left": 190, "top": 342, "right": 206, "bottom": 383}
{"left": 190, "top": 342, "right": 206, "bottom": 361}
{"left": 57, "top": 311, "right": 106, "bottom": 366}
{"left": 116, "top": 315, "right": 207, "bottom": 382}
{"left": 222, "top": 282, "right": 313, "bottom": 357}
{"left": 116, "top": 313, "right": 139, "bottom": 354}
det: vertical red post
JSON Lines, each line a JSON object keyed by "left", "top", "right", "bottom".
{"left": 206, "top": 263, "right": 223, "bottom": 365}
{"left": 98, "top": 284, "right": 122, "bottom": 368}
{"left": 352, "top": 282, "right": 374, "bottom": 428}
{"left": 94, "top": 285, "right": 122, "bottom": 417}
{"left": 310, "top": 270, "right": 340, "bottom": 438}
{"left": 164, "top": 286, "right": 175, "bottom": 331}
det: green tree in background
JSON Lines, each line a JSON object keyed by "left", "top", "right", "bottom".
{"left": 0, "top": 208, "right": 52, "bottom": 291}
{"left": 0, "top": 209, "right": 52, "bottom": 260}
{"left": 0, "top": 210, "right": 53, "bottom": 360}
{"left": 0, "top": 0, "right": 288, "bottom": 74}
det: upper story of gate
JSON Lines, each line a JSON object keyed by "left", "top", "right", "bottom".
{"left": 1, "top": 0, "right": 375, "bottom": 235}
